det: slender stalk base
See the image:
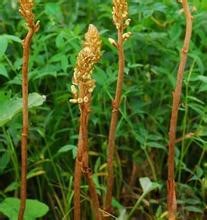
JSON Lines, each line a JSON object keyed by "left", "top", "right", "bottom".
{"left": 18, "top": 27, "right": 37, "bottom": 220}
{"left": 104, "top": 28, "right": 125, "bottom": 218}
{"left": 167, "top": 1, "right": 192, "bottom": 219}
{"left": 74, "top": 104, "right": 101, "bottom": 220}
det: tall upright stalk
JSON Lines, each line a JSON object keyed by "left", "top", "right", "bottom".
{"left": 18, "top": 1, "right": 39, "bottom": 220}
{"left": 167, "top": 1, "right": 192, "bottom": 220}
{"left": 104, "top": 0, "right": 131, "bottom": 217}
{"left": 70, "top": 24, "right": 102, "bottom": 220}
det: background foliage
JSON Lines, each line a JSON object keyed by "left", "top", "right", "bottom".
{"left": 0, "top": 0, "right": 206, "bottom": 219}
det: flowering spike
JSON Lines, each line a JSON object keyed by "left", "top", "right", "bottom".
{"left": 19, "top": 0, "right": 39, "bottom": 30}
{"left": 112, "top": 0, "right": 129, "bottom": 30}
{"left": 70, "top": 25, "right": 102, "bottom": 104}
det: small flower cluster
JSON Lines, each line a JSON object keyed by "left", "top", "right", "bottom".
{"left": 112, "top": 0, "right": 131, "bottom": 30}
{"left": 109, "top": 0, "right": 131, "bottom": 48}
{"left": 70, "top": 25, "right": 102, "bottom": 104}
{"left": 19, "top": 0, "right": 36, "bottom": 29}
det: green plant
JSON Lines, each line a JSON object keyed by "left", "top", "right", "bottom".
{"left": 0, "top": 1, "right": 206, "bottom": 219}
{"left": 0, "top": 197, "right": 49, "bottom": 220}
{"left": 127, "top": 177, "right": 160, "bottom": 219}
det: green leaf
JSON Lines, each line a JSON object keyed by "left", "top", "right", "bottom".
{"left": 153, "top": 3, "right": 167, "bottom": 12}
{"left": 4, "top": 34, "right": 22, "bottom": 43}
{"left": 139, "top": 177, "right": 160, "bottom": 194}
{"left": 4, "top": 182, "right": 19, "bottom": 193}
{"left": 112, "top": 198, "right": 124, "bottom": 210}
{"left": 0, "top": 151, "right": 10, "bottom": 174}
{"left": 45, "top": 3, "right": 63, "bottom": 21}
{"left": 0, "top": 64, "right": 8, "bottom": 78}
{"left": 94, "top": 66, "right": 108, "bottom": 86}
{"left": 0, "top": 35, "right": 8, "bottom": 57}
{"left": 57, "top": 144, "right": 77, "bottom": 159}
{"left": 0, "top": 93, "right": 46, "bottom": 127}
{"left": 199, "top": 83, "right": 207, "bottom": 92}
{"left": 183, "top": 206, "right": 203, "bottom": 213}
{"left": 27, "top": 168, "right": 46, "bottom": 179}
{"left": 146, "top": 142, "right": 166, "bottom": 150}
{"left": 61, "top": 55, "right": 68, "bottom": 72}
{"left": 0, "top": 197, "right": 49, "bottom": 220}
{"left": 56, "top": 32, "right": 65, "bottom": 48}
{"left": 117, "top": 209, "right": 127, "bottom": 220}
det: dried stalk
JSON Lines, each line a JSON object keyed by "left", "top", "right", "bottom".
{"left": 70, "top": 24, "right": 102, "bottom": 220}
{"left": 18, "top": 1, "right": 39, "bottom": 220}
{"left": 167, "top": 1, "right": 192, "bottom": 220}
{"left": 104, "top": 0, "right": 131, "bottom": 217}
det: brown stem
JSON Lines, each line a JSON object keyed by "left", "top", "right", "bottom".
{"left": 167, "top": 1, "right": 192, "bottom": 220}
{"left": 74, "top": 151, "right": 82, "bottom": 220}
{"left": 18, "top": 24, "right": 38, "bottom": 220}
{"left": 74, "top": 103, "right": 101, "bottom": 220}
{"left": 104, "top": 26, "right": 125, "bottom": 217}
{"left": 74, "top": 106, "right": 87, "bottom": 220}
{"left": 86, "top": 171, "right": 101, "bottom": 220}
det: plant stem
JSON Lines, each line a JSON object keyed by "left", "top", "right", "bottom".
{"left": 74, "top": 103, "right": 101, "bottom": 220}
{"left": 167, "top": 1, "right": 192, "bottom": 220}
{"left": 104, "top": 26, "right": 125, "bottom": 216}
{"left": 74, "top": 105, "right": 87, "bottom": 220}
{"left": 18, "top": 28, "right": 35, "bottom": 220}
{"left": 86, "top": 172, "right": 101, "bottom": 220}
{"left": 127, "top": 192, "right": 146, "bottom": 220}
{"left": 74, "top": 112, "right": 85, "bottom": 219}
{"left": 143, "top": 148, "right": 157, "bottom": 181}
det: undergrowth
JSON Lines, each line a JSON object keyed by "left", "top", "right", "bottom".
{"left": 0, "top": 0, "right": 206, "bottom": 219}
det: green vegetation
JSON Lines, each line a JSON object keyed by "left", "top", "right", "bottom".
{"left": 0, "top": 0, "right": 206, "bottom": 219}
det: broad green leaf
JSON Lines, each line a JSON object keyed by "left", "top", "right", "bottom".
{"left": 139, "top": 177, "right": 160, "bottom": 194}
{"left": 197, "top": 75, "right": 207, "bottom": 83}
{"left": 4, "top": 34, "right": 21, "bottom": 43}
{"left": 0, "top": 197, "right": 49, "bottom": 220}
{"left": 0, "top": 93, "right": 46, "bottom": 127}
